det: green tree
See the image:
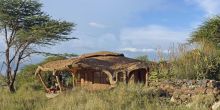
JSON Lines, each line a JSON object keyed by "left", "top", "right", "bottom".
{"left": 0, "top": 0, "right": 76, "bottom": 92}
{"left": 190, "top": 16, "right": 220, "bottom": 48}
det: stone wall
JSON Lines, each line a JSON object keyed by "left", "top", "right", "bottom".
{"left": 150, "top": 79, "right": 220, "bottom": 103}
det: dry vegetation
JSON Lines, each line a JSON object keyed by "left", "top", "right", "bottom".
{"left": 1, "top": 41, "right": 219, "bottom": 110}
{"left": 0, "top": 83, "right": 214, "bottom": 110}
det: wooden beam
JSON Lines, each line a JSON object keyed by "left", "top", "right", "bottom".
{"left": 37, "top": 73, "right": 49, "bottom": 92}
{"left": 102, "top": 70, "right": 116, "bottom": 85}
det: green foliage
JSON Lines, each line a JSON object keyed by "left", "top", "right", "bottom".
{"left": 16, "top": 56, "right": 70, "bottom": 90}
{"left": 190, "top": 16, "right": 220, "bottom": 48}
{"left": 0, "top": 0, "right": 76, "bottom": 92}
{"left": 135, "top": 55, "right": 171, "bottom": 81}
{"left": 171, "top": 42, "right": 220, "bottom": 80}
{"left": 149, "top": 61, "right": 173, "bottom": 81}
{"left": 187, "top": 15, "right": 220, "bottom": 79}
{"left": 136, "top": 55, "right": 174, "bottom": 81}
{"left": 0, "top": 0, "right": 76, "bottom": 46}
{"left": 16, "top": 64, "right": 39, "bottom": 89}
{"left": 39, "top": 56, "right": 67, "bottom": 65}
{"left": 136, "top": 55, "right": 149, "bottom": 62}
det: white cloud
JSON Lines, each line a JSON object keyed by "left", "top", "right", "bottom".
{"left": 186, "top": 0, "right": 220, "bottom": 16}
{"left": 119, "top": 48, "right": 156, "bottom": 53}
{"left": 88, "top": 22, "right": 106, "bottom": 28}
{"left": 119, "top": 25, "right": 188, "bottom": 49}
{"left": 117, "top": 25, "right": 188, "bottom": 54}
{"left": 41, "top": 24, "right": 189, "bottom": 58}
{"left": 118, "top": 47, "right": 171, "bottom": 55}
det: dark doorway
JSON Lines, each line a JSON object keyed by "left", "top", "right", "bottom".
{"left": 128, "top": 69, "right": 146, "bottom": 84}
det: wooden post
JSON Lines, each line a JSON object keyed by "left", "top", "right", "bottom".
{"left": 55, "top": 75, "right": 62, "bottom": 92}
{"left": 85, "top": 71, "right": 88, "bottom": 84}
{"left": 92, "top": 72, "right": 94, "bottom": 84}
{"left": 53, "top": 71, "right": 62, "bottom": 92}
{"left": 123, "top": 72, "right": 126, "bottom": 84}
{"left": 37, "top": 73, "right": 49, "bottom": 92}
{"left": 71, "top": 69, "right": 77, "bottom": 87}
{"left": 145, "top": 69, "right": 149, "bottom": 87}
{"left": 72, "top": 73, "right": 75, "bottom": 87}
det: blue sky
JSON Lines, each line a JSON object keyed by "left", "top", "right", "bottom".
{"left": 38, "top": 0, "right": 220, "bottom": 57}
{"left": 4, "top": 0, "right": 220, "bottom": 62}
{"left": 0, "top": 0, "right": 220, "bottom": 73}
{"left": 40, "top": 0, "right": 218, "bottom": 58}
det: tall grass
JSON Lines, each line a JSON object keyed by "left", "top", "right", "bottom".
{"left": 1, "top": 41, "right": 219, "bottom": 110}
{"left": 0, "top": 83, "right": 212, "bottom": 110}
{"left": 150, "top": 41, "right": 220, "bottom": 81}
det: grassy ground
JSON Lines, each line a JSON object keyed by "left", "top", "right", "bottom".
{"left": 0, "top": 83, "right": 213, "bottom": 110}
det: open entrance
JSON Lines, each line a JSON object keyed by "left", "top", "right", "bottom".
{"left": 42, "top": 71, "right": 74, "bottom": 93}
{"left": 128, "top": 69, "right": 146, "bottom": 84}
{"left": 113, "top": 72, "right": 125, "bottom": 83}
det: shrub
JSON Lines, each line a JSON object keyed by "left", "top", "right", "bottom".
{"left": 171, "top": 41, "right": 220, "bottom": 80}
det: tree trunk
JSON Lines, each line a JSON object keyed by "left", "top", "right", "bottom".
{"left": 6, "top": 70, "right": 16, "bottom": 93}
{"left": 8, "top": 82, "right": 15, "bottom": 93}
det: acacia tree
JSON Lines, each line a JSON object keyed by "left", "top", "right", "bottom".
{"left": 0, "top": 0, "right": 76, "bottom": 92}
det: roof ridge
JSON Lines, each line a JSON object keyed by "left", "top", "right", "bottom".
{"left": 79, "top": 51, "right": 124, "bottom": 59}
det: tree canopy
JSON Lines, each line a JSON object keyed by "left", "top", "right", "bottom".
{"left": 190, "top": 16, "right": 220, "bottom": 48}
{"left": 0, "top": 0, "right": 76, "bottom": 92}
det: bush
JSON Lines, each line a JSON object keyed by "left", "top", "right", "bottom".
{"left": 171, "top": 41, "right": 220, "bottom": 80}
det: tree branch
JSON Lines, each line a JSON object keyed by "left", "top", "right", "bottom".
{"left": 4, "top": 25, "right": 9, "bottom": 45}
{"left": 9, "top": 44, "right": 23, "bottom": 64}
{"left": 12, "top": 42, "right": 30, "bottom": 82}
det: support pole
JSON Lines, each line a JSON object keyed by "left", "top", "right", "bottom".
{"left": 72, "top": 69, "right": 77, "bottom": 87}
{"left": 72, "top": 73, "right": 75, "bottom": 87}
{"left": 53, "top": 71, "right": 62, "bottom": 92}
{"left": 123, "top": 72, "right": 126, "bottom": 84}
{"left": 71, "top": 69, "right": 77, "bottom": 87}
{"left": 37, "top": 73, "right": 49, "bottom": 92}
{"left": 55, "top": 76, "right": 62, "bottom": 92}
{"left": 145, "top": 68, "right": 149, "bottom": 87}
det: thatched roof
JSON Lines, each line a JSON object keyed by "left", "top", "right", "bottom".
{"left": 39, "top": 51, "right": 148, "bottom": 72}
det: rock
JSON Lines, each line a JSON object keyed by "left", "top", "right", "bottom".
{"left": 212, "top": 101, "right": 220, "bottom": 110}
{"left": 213, "top": 88, "right": 219, "bottom": 95}
{"left": 170, "top": 96, "right": 176, "bottom": 102}
{"left": 172, "top": 91, "right": 180, "bottom": 99}
{"left": 197, "top": 80, "right": 207, "bottom": 87}
{"left": 158, "top": 79, "right": 220, "bottom": 104}
{"left": 192, "top": 80, "right": 196, "bottom": 85}
{"left": 179, "top": 94, "right": 191, "bottom": 103}
{"left": 194, "top": 87, "right": 206, "bottom": 94}
{"left": 207, "top": 80, "right": 216, "bottom": 88}
{"left": 188, "top": 85, "right": 196, "bottom": 89}
{"left": 176, "top": 80, "right": 183, "bottom": 86}
{"left": 205, "top": 88, "right": 214, "bottom": 94}
{"left": 187, "top": 80, "right": 193, "bottom": 86}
